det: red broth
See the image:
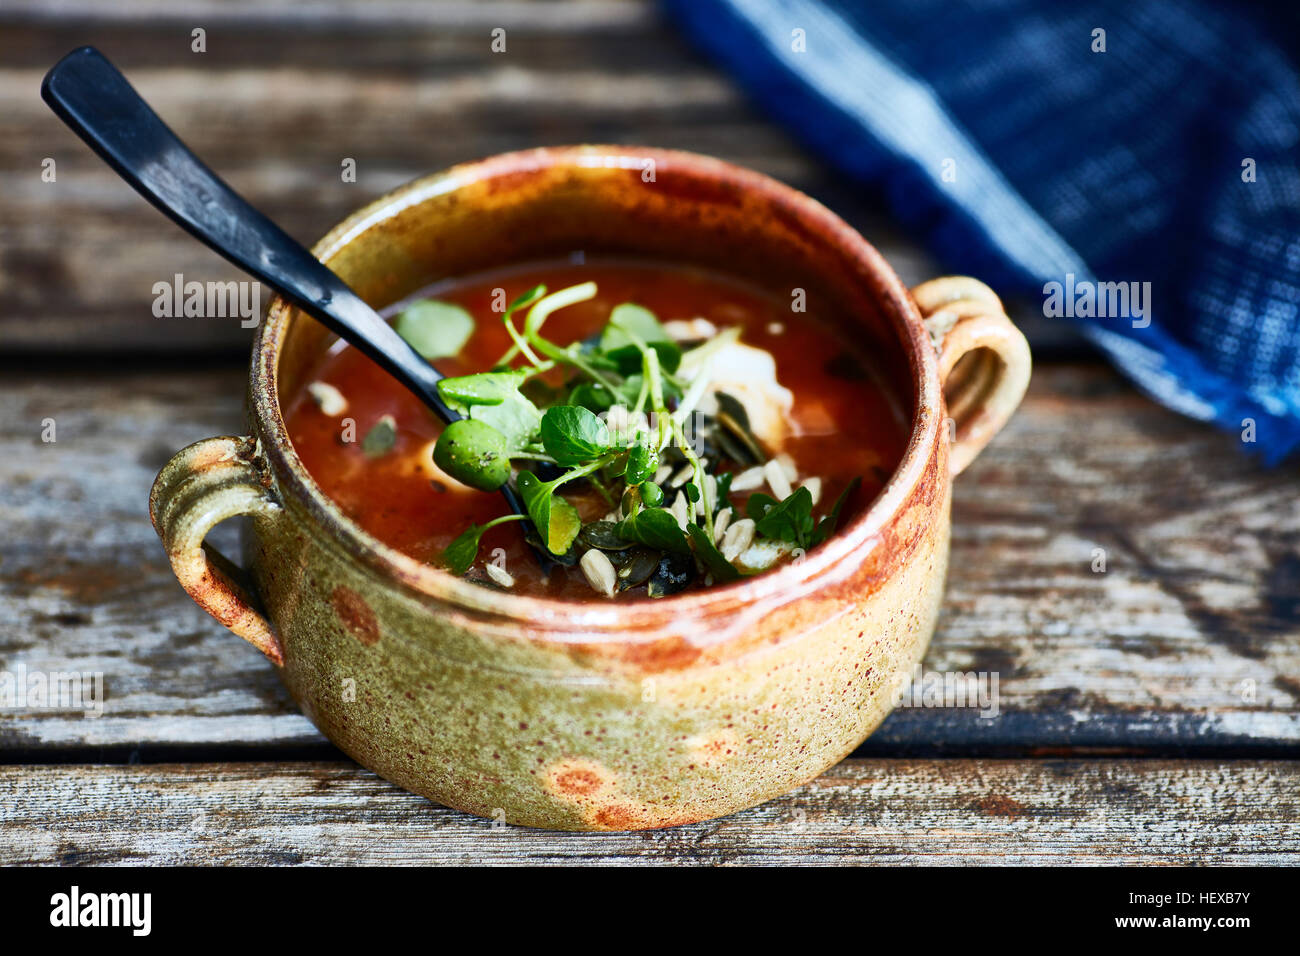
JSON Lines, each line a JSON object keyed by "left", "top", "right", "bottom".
{"left": 284, "top": 259, "right": 908, "bottom": 600}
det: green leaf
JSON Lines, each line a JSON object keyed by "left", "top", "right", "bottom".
{"left": 568, "top": 382, "right": 616, "bottom": 412}
{"left": 524, "top": 282, "right": 595, "bottom": 338}
{"left": 745, "top": 492, "right": 778, "bottom": 523}
{"left": 749, "top": 486, "right": 815, "bottom": 547}
{"left": 539, "top": 405, "right": 611, "bottom": 465}
{"left": 714, "top": 471, "right": 734, "bottom": 508}
{"left": 508, "top": 284, "right": 546, "bottom": 316}
{"left": 639, "top": 480, "right": 663, "bottom": 507}
{"left": 810, "top": 476, "right": 861, "bottom": 547}
{"left": 394, "top": 300, "right": 475, "bottom": 360}
{"left": 687, "top": 524, "right": 742, "bottom": 582}
{"left": 517, "top": 471, "right": 582, "bottom": 555}
{"left": 617, "top": 507, "right": 690, "bottom": 554}
{"left": 432, "top": 419, "right": 511, "bottom": 491}
{"left": 442, "top": 524, "right": 487, "bottom": 575}
{"left": 437, "top": 370, "right": 529, "bottom": 407}
{"left": 624, "top": 437, "right": 658, "bottom": 485}
{"left": 437, "top": 370, "right": 541, "bottom": 450}
{"left": 441, "top": 514, "right": 526, "bottom": 574}
{"left": 600, "top": 303, "right": 682, "bottom": 375}
{"left": 361, "top": 415, "right": 397, "bottom": 458}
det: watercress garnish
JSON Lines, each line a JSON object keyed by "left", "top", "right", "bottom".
{"left": 810, "top": 476, "right": 861, "bottom": 547}
{"left": 517, "top": 470, "right": 584, "bottom": 555}
{"left": 747, "top": 486, "right": 815, "bottom": 548}
{"left": 433, "top": 418, "right": 510, "bottom": 491}
{"left": 435, "top": 370, "right": 542, "bottom": 459}
{"left": 600, "top": 304, "right": 682, "bottom": 375}
{"left": 539, "top": 405, "right": 611, "bottom": 465}
{"left": 413, "top": 279, "right": 855, "bottom": 585}
{"left": 617, "top": 507, "right": 691, "bottom": 554}
{"left": 442, "top": 514, "right": 526, "bottom": 574}
{"left": 623, "top": 436, "right": 658, "bottom": 485}
{"left": 687, "top": 524, "right": 741, "bottom": 582}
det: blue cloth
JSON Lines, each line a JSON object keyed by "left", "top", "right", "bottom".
{"left": 663, "top": 0, "right": 1300, "bottom": 463}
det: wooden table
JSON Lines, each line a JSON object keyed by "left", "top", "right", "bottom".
{"left": 1, "top": 0, "right": 1296, "bottom": 865}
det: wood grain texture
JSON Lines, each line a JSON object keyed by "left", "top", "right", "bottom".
{"left": 1, "top": 363, "right": 1295, "bottom": 755}
{"left": 0, "top": 759, "right": 1294, "bottom": 864}
{"left": 0, "top": 0, "right": 1083, "bottom": 355}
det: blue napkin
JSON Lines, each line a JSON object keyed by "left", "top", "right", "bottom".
{"left": 663, "top": 0, "right": 1300, "bottom": 463}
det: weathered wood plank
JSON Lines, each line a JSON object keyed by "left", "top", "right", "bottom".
{"left": 0, "top": 0, "right": 1082, "bottom": 355}
{"left": 0, "top": 759, "right": 1293, "bottom": 864}
{"left": 0, "top": 363, "right": 1294, "bottom": 753}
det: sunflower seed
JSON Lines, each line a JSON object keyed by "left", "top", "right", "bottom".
{"left": 802, "top": 476, "right": 823, "bottom": 507}
{"left": 579, "top": 548, "right": 617, "bottom": 597}
{"left": 484, "top": 563, "right": 515, "bottom": 589}
{"left": 730, "top": 465, "right": 766, "bottom": 491}
{"left": 764, "top": 459, "right": 793, "bottom": 500}
{"left": 721, "top": 518, "right": 756, "bottom": 561}
{"left": 653, "top": 463, "right": 674, "bottom": 485}
{"left": 670, "top": 492, "right": 690, "bottom": 530}
{"left": 307, "top": 381, "right": 348, "bottom": 416}
{"left": 776, "top": 452, "right": 798, "bottom": 482}
{"left": 668, "top": 463, "right": 695, "bottom": 488}
{"left": 713, "top": 507, "right": 733, "bottom": 540}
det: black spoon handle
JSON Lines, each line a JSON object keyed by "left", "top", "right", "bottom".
{"left": 41, "top": 46, "right": 453, "bottom": 418}
{"left": 42, "top": 46, "right": 548, "bottom": 568}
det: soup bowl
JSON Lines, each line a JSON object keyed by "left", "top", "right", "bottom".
{"left": 149, "top": 146, "right": 1031, "bottom": 830}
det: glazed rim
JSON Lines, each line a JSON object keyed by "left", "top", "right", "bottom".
{"left": 253, "top": 146, "right": 940, "bottom": 635}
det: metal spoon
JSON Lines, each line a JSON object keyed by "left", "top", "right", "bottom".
{"left": 42, "top": 46, "right": 549, "bottom": 570}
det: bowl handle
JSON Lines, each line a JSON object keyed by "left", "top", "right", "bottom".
{"left": 149, "top": 435, "right": 285, "bottom": 665}
{"left": 911, "top": 277, "right": 1032, "bottom": 476}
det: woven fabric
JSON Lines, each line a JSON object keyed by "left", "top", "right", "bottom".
{"left": 664, "top": 0, "right": 1300, "bottom": 462}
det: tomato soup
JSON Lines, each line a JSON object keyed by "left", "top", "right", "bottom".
{"left": 284, "top": 259, "right": 907, "bottom": 600}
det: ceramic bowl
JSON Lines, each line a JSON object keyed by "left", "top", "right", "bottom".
{"left": 150, "top": 146, "right": 1031, "bottom": 829}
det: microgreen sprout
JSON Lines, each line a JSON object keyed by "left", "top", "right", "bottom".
{"left": 417, "top": 281, "right": 859, "bottom": 594}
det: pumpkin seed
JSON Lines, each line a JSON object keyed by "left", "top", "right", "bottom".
{"left": 579, "top": 521, "right": 627, "bottom": 551}
{"left": 617, "top": 547, "right": 660, "bottom": 589}
{"left": 714, "top": 390, "right": 765, "bottom": 463}
{"left": 713, "top": 428, "right": 752, "bottom": 468}
{"left": 648, "top": 551, "right": 695, "bottom": 598}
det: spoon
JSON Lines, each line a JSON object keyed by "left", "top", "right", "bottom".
{"left": 42, "top": 46, "right": 550, "bottom": 571}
